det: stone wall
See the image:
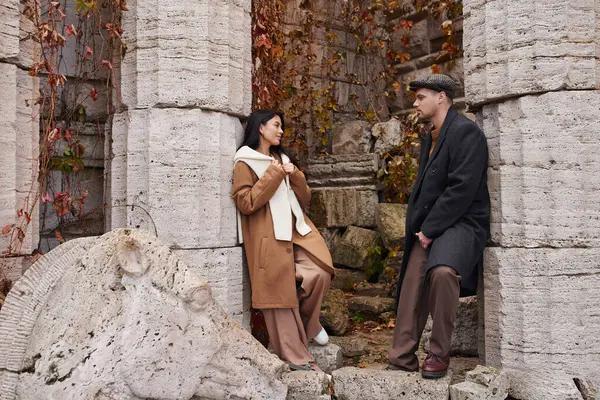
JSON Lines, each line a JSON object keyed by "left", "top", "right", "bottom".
{"left": 106, "top": 0, "right": 253, "bottom": 326}
{"left": 464, "top": 0, "right": 600, "bottom": 386}
{"left": 0, "top": 0, "right": 40, "bottom": 281}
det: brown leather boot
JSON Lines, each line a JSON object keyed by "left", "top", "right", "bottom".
{"left": 421, "top": 353, "right": 449, "bottom": 379}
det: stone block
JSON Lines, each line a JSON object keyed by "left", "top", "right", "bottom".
{"left": 449, "top": 365, "right": 509, "bottom": 400}
{"left": 332, "top": 226, "right": 381, "bottom": 269}
{"left": 347, "top": 296, "right": 395, "bottom": 319}
{"left": 329, "top": 336, "right": 368, "bottom": 357}
{"left": 463, "top": 0, "right": 600, "bottom": 106}
{"left": 354, "top": 282, "right": 390, "bottom": 297}
{"left": 309, "top": 189, "right": 378, "bottom": 229}
{"left": 282, "top": 370, "right": 331, "bottom": 400}
{"left": 175, "top": 246, "right": 250, "bottom": 328}
{"left": 0, "top": 63, "right": 39, "bottom": 254}
{"left": 120, "top": 0, "right": 251, "bottom": 114}
{"left": 330, "top": 268, "right": 368, "bottom": 292}
{"left": 0, "top": 0, "right": 19, "bottom": 59}
{"left": 308, "top": 343, "right": 343, "bottom": 374}
{"left": 108, "top": 109, "right": 244, "bottom": 249}
{"left": 372, "top": 117, "right": 404, "bottom": 154}
{"left": 478, "top": 91, "right": 600, "bottom": 248}
{"left": 332, "top": 367, "right": 451, "bottom": 400}
{"left": 391, "top": 18, "right": 429, "bottom": 59}
{"left": 506, "top": 369, "right": 590, "bottom": 400}
{"left": 376, "top": 203, "right": 407, "bottom": 249}
{"left": 483, "top": 247, "right": 600, "bottom": 385}
{"left": 320, "top": 289, "right": 349, "bottom": 336}
{"left": 422, "top": 296, "right": 478, "bottom": 357}
{"left": 331, "top": 120, "right": 373, "bottom": 155}
{"left": 305, "top": 154, "right": 378, "bottom": 188}
{"left": 0, "top": 230, "right": 287, "bottom": 400}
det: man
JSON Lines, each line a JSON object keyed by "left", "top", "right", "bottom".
{"left": 387, "top": 74, "right": 490, "bottom": 379}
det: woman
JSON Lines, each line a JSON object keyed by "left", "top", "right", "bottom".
{"left": 232, "top": 109, "right": 335, "bottom": 371}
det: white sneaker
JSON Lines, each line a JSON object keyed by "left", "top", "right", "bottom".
{"left": 313, "top": 327, "right": 329, "bottom": 345}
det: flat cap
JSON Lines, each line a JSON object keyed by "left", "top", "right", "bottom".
{"left": 409, "top": 74, "right": 456, "bottom": 99}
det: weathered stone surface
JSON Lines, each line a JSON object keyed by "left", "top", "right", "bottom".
{"left": 0, "top": 63, "right": 39, "bottom": 254}
{"left": 331, "top": 120, "right": 373, "bottom": 155}
{"left": 305, "top": 154, "right": 379, "bottom": 189}
{"left": 332, "top": 367, "right": 451, "bottom": 400}
{"left": 506, "top": 369, "right": 589, "bottom": 400}
{"left": 573, "top": 377, "right": 598, "bottom": 400}
{"left": 347, "top": 296, "right": 395, "bottom": 318}
{"left": 372, "top": 118, "right": 404, "bottom": 154}
{"left": 330, "top": 268, "right": 368, "bottom": 292}
{"left": 478, "top": 91, "right": 600, "bottom": 248}
{"left": 484, "top": 247, "right": 600, "bottom": 386}
{"left": 309, "top": 343, "right": 343, "bottom": 374}
{"left": 449, "top": 365, "right": 509, "bottom": 400}
{"left": 108, "top": 108, "right": 243, "bottom": 249}
{"left": 463, "top": 0, "right": 600, "bottom": 106}
{"left": 332, "top": 226, "right": 382, "bottom": 270}
{"left": 391, "top": 18, "right": 429, "bottom": 59}
{"left": 354, "top": 282, "right": 390, "bottom": 298}
{"left": 0, "top": 229, "right": 288, "bottom": 400}
{"left": 120, "top": 0, "right": 251, "bottom": 114}
{"left": 320, "top": 289, "right": 349, "bottom": 336}
{"left": 376, "top": 203, "right": 408, "bottom": 249}
{"left": 282, "top": 370, "right": 331, "bottom": 400}
{"left": 174, "top": 247, "right": 250, "bottom": 328}
{"left": 0, "top": 1, "right": 19, "bottom": 59}
{"left": 422, "top": 296, "right": 478, "bottom": 356}
{"left": 309, "top": 189, "right": 378, "bottom": 229}
{"left": 329, "top": 336, "right": 369, "bottom": 357}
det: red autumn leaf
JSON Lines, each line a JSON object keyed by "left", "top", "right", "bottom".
{"left": 90, "top": 88, "right": 98, "bottom": 102}
{"left": 55, "top": 231, "right": 65, "bottom": 243}
{"left": 431, "top": 64, "right": 442, "bottom": 74}
{"left": 84, "top": 46, "right": 93, "bottom": 60}
{"left": 65, "top": 24, "right": 77, "bottom": 37}
{"left": 17, "top": 209, "right": 23, "bottom": 217}
{"left": 24, "top": 212, "right": 31, "bottom": 223}
{"left": 255, "top": 34, "right": 272, "bottom": 49}
{"left": 53, "top": 192, "right": 72, "bottom": 217}
{"left": 41, "top": 192, "right": 52, "bottom": 203}
{"left": 101, "top": 60, "right": 113, "bottom": 70}
{"left": 1, "top": 224, "right": 11, "bottom": 235}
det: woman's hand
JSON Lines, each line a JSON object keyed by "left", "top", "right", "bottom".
{"left": 271, "top": 160, "right": 283, "bottom": 170}
{"left": 282, "top": 163, "right": 295, "bottom": 175}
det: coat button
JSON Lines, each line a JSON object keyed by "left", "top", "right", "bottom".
{"left": 424, "top": 204, "right": 430, "bottom": 210}
{"left": 286, "top": 248, "right": 292, "bottom": 253}
{"left": 432, "top": 168, "right": 437, "bottom": 173}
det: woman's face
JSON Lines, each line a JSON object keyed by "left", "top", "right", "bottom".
{"left": 259, "top": 115, "right": 283, "bottom": 147}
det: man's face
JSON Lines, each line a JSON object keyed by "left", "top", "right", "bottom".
{"left": 412, "top": 88, "right": 441, "bottom": 121}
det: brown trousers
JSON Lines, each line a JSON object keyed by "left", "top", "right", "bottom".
{"left": 388, "top": 241, "right": 461, "bottom": 371}
{"left": 262, "top": 245, "right": 331, "bottom": 366}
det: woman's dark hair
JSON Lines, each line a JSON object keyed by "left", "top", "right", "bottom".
{"left": 238, "top": 109, "right": 286, "bottom": 156}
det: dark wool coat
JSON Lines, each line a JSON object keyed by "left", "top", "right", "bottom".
{"left": 395, "top": 108, "right": 490, "bottom": 308}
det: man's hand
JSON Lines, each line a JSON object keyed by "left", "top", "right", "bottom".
{"left": 416, "top": 231, "right": 433, "bottom": 249}
{"left": 282, "top": 163, "right": 295, "bottom": 175}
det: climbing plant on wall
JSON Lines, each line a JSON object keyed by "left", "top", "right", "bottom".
{"left": 1, "top": 0, "right": 126, "bottom": 257}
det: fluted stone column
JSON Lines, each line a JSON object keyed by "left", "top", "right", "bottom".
{"left": 464, "top": 0, "right": 600, "bottom": 384}
{"left": 108, "top": 0, "right": 252, "bottom": 325}
{"left": 0, "top": 0, "right": 40, "bottom": 278}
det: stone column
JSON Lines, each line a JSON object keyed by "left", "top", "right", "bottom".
{"left": 0, "top": 0, "right": 40, "bottom": 280}
{"left": 108, "top": 0, "right": 252, "bottom": 325}
{"left": 464, "top": 0, "right": 600, "bottom": 383}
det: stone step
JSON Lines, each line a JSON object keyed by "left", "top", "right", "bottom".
{"left": 329, "top": 336, "right": 369, "bottom": 357}
{"left": 332, "top": 367, "right": 451, "bottom": 400}
{"left": 283, "top": 370, "right": 332, "bottom": 400}
{"left": 308, "top": 343, "right": 343, "bottom": 374}
{"left": 331, "top": 268, "right": 368, "bottom": 292}
{"left": 347, "top": 295, "right": 395, "bottom": 319}
{"left": 354, "top": 282, "right": 391, "bottom": 298}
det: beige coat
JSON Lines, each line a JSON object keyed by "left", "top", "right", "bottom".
{"left": 232, "top": 159, "right": 334, "bottom": 309}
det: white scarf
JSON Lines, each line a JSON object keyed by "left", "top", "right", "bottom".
{"left": 233, "top": 146, "right": 312, "bottom": 243}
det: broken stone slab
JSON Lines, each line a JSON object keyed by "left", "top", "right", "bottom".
{"left": 305, "top": 154, "right": 379, "bottom": 189}
{"left": 354, "top": 282, "right": 391, "bottom": 298}
{"left": 347, "top": 296, "right": 395, "bottom": 319}
{"left": 449, "top": 365, "right": 509, "bottom": 400}
{"left": 308, "top": 343, "right": 343, "bottom": 374}
{"left": 372, "top": 118, "right": 405, "bottom": 154}
{"left": 505, "top": 369, "right": 593, "bottom": 400}
{"left": 376, "top": 203, "right": 408, "bottom": 249}
{"left": 0, "top": 229, "right": 288, "bottom": 400}
{"left": 332, "top": 367, "right": 451, "bottom": 400}
{"left": 329, "top": 336, "right": 369, "bottom": 357}
{"left": 309, "top": 189, "right": 378, "bottom": 229}
{"left": 331, "top": 120, "right": 374, "bottom": 155}
{"left": 320, "top": 289, "right": 349, "bottom": 336}
{"left": 330, "top": 268, "right": 368, "bottom": 292}
{"left": 282, "top": 370, "right": 332, "bottom": 400}
{"left": 332, "top": 226, "right": 382, "bottom": 270}
{"left": 422, "top": 296, "right": 478, "bottom": 357}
